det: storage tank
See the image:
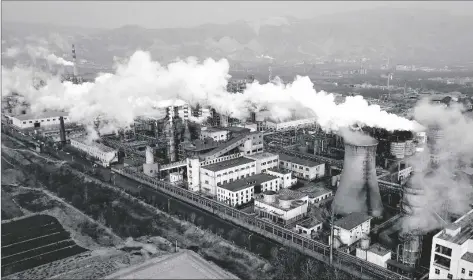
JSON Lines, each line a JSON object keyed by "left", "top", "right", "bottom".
{"left": 360, "top": 235, "right": 370, "bottom": 250}
{"left": 398, "top": 233, "right": 422, "bottom": 268}
{"left": 145, "top": 146, "right": 154, "bottom": 164}
{"left": 220, "top": 114, "right": 229, "bottom": 127}
{"left": 278, "top": 195, "right": 293, "bottom": 209}
{"left": 390, "top": 141, "right": 406, "bottom": 159}
{"left": 331, "top": 176, "right": 338, "bottom": 187}
{"left": 333, "top": 138, "right": 383, "bottom": 218}
{"left": 263, "top": 190, "right": 277, "bottom": 203}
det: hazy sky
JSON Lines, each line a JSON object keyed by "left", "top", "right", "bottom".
{"left": 3, "top": 1, "right": 473, "bottom": 29}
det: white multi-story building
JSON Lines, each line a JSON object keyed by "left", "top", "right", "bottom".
{"left": 429, "top": 209, "right": 473, "bottom": 280}
{"left": 306, "top": 187, "right": 333, "bottom": 205}
{"left": 244, "top": 152, "right": 279, "bottom": 173}
{"left": 255, "top": 189, "right": 309, "bottom": 225}
{"left": 70, "top": 137, "right": 118, "bottom": 167}
{"left": 199, "top": 157, "right": 257, "bottom": 196}
{"left": 238, "top": 132, "right": 264, "bottom": 155}
{"left": 216, "top": 176, "right": 258, "bottom": 207}
{"left": 332, "top": 212, "right": 372, "bottom": 248}
{"left": 217, "top": 173, "right": 280, "bottom": 206}
{"left": 266, "top": 168, "right": 294, "bottom": 189}
{"left": 278, "top": 154, "right": 325, "bottom": 180}
{"left": 200, "top": 127, "right": 229, "bottom": 142}
{"left": 7, "top": 111, "right": 71, "bottom": 130}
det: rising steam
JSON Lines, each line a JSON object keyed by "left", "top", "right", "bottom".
{"left": 2, "top": 50, "right": 420, "bottom": 135}
{"left": 400, "top": 100, "right": 473, "bottom": 233}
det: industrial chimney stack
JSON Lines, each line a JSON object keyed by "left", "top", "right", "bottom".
{"left": 333, "top": 139, "right": 383, "bottom": 218}
{"left": 72, "top": 44, "right": 78, "bottom": 77}
{"left": 59, "top": 116, "right": 67, "bottom": 145}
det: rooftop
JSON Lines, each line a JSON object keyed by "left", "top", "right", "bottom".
{"left": 71, "top": 137, "right": 117, "bottom": 153}
{"left": 105, "top": 249, "right": 238, "bottom": 279}
{"left": 298, "top": 218, "right": 322, "bottom": 229}
{"left": 368, "top": 243, "right": 391, "bottom": 256}
{"left": 202, "top": 157, "right": 255, "bottom": 172}
{"left": 334, "top": 212, "right": 372, "bottom": 231}
{"left": 278, "top": 188, "right": 308, "bottom": 200}
{"left": 11, "top": 111, "right": 68, "bottom": 121}
{"left": 267, "top": 167, "right": 292, "bottom": 175}
{"left": 245, "top": 152, "right": 278, "bottom": 160}
{"left": 461, "top": 252, "right": 473, "bottom": 263}
{"left": 201, "top": 127, "right": 228, "bottom": 133}
{"left": 436, "top": 209, "right": 473, "bottom": 245}
{"left": 219, "top": 173, "right": 278, "bottom": 192}
{"left": 279, "top": 153, "right": 323, "bottom": 167}
{"left": 295, "top": 182, "right": 332, "bottom": 198}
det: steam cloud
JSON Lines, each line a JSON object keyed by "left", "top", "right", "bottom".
{"left": 2, "top": 50, "right": 420, "bottom": 135}
{"left": 4, "top": 44, "right": 74, "bottom": 67}
{"left": 2, "top": 48, "right": 471, "bottom": 233}
{"left": 400, "top": 100, "right": 473, "bottom": 233}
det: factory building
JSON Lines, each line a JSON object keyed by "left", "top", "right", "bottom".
{"left": 278, "top": 153, "right": 325, "bottom": 180}
{"left": 216, "top": 173, "right": 279, "bottom": 207}
{"left": 265, "top": 168, "right": 295, "bottom": 189}
{"left": 255, "top": 189, "right": 309, "bottom": 225}
{"left": 200, "top": 127, "right": 229, "bottom": 142}
{"left": 238, "top": 132, "right": 264, "bottom": 155}
{"left": 428, "top": 209, "right": 473, "bottom": 280}
{"left": 70, "top": 137, "right": 118, "bottom": 167}
{"left": 199, "top": 157, "right": 257, "bottom": 196}
{"left": 244, "top": 152, "right": 279, "bottom": 173}
{"left": 7, "top": 111, "right": 71, "bottom": 130}
{"left": 356, "top": 241, "right": 392, "bottom": 269}
{"left": 332, "top": 212, "right": 373, "bottom": 248}
{"left": 296, "top": 218, "right": 323, "bottom": 238}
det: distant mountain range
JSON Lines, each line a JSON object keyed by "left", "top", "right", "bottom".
{"left": 2, "top": 8, "right": 473, "bottom": 69}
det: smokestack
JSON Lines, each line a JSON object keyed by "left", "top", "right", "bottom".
{"left": 72, "top": 44, "right": 78, "bottom": 77}
{"left": 59, "top": 116, "right": 66, "bottom": 144}
{"left": 145, "top": 146, "right": 154, "bottom": 164}
{"left": 333, "top": 139, "right": 383, "bottom": 218}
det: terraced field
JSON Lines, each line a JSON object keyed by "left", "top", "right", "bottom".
{"left": 1, "top": 215, "right": 88, "bottom": 276}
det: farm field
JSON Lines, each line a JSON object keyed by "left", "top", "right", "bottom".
{"left": 1, "top": 215, "right": 88, "bottom": 276}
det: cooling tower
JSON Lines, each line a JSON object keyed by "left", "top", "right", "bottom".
{"left": 59, "top": 116, "right": 66, "bottom": 144}
{"left": 333, "top": 139, "right": 383, "bottom": 218}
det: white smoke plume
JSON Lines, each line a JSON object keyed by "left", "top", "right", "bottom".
{"left": 2, "top": 50, "right": 420, "bottom": 135}
{"left": 3, "top": 44, "right": 73, "bottom": 67}
{"left": 401, "top": 99, "right": 473, "bottom": 233}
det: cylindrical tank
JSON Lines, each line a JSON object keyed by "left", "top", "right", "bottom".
{"left": 331, "top": 176, "right": 338, "bottom": 187}
{"left": 399, "top": 233, "right": 422, "bottom": 268}
{"left": 145, "top": 146, "right": 154, "bottom": 164}
{"left": 360, "top": 235, "right": 370, "bottom": 250}
{"left": 333, "top": 138, "right": 383, "bottom": 218}
{"left": 263, "top": 191, "right": 277, "bottom": 203}
{"left": 278, "top": 195, "right": 292, "bottom": 209}
{"left": 404, "top": 140, "right": 415, "bottom": 156}
{"left": 220, "top": 114, "right": 229, "bottom": 127}
{"left": 390, "top": 142, "right": 406, "bottom": 159}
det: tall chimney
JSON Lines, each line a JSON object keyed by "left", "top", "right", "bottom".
{"left": 59, "top": 116, "right": 67, "bottom": 144}
{"left": 333, "top": 139, "right": 383, "bottom": 218}
{"left": 72, "top": 44, "right": 78, "bottom": 77}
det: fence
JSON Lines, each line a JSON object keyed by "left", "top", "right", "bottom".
{"left": 112, "top": 167, "right": 410, "bottom": 280}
